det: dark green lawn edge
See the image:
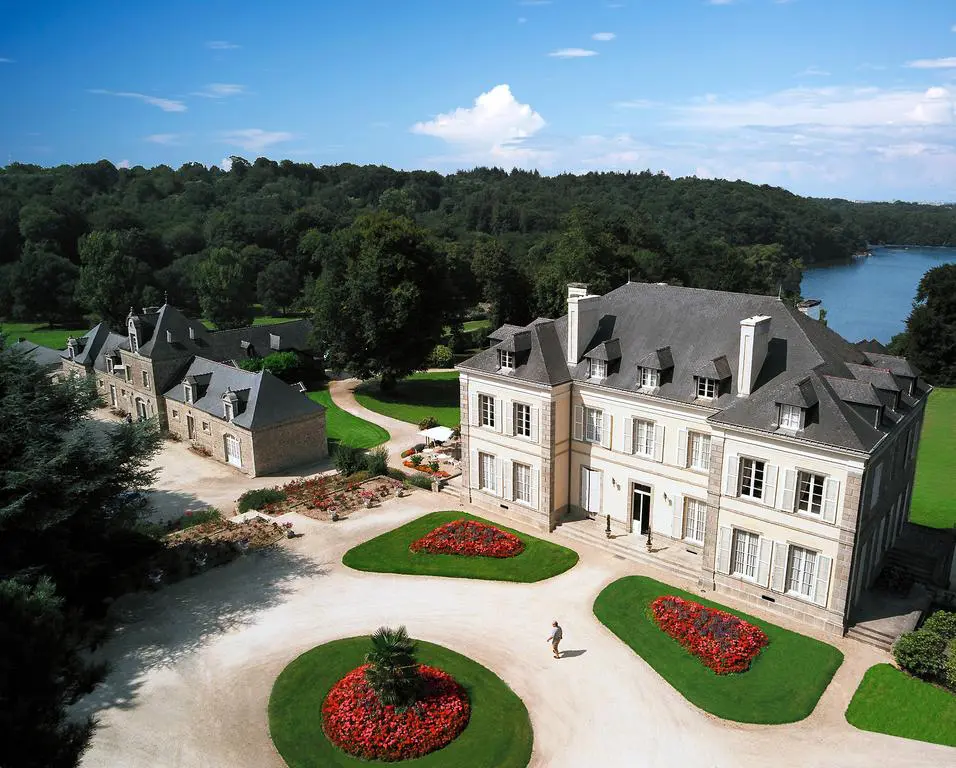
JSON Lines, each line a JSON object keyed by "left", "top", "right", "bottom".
{"left": 845, "top": 663, "right": 956, "bottom": 747}
{"left": 307, "top": 389, "right": 390, "bottom": 449}
{"left": 910, "top": 388, "right": 955, "bottom": 530}
{"left": 354, "top": 372, "right": 460, "bottom": 428}
{"left": 269, "top": 637, "right": 533, "bottom": 768}
{"left": 342, "top": 511, "right": 578, "bottom": 583}
{"left": 593, "top": 575, "right": 844, "bottom": 724}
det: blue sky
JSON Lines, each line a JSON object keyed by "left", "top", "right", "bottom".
{"left": 3, "top": 0, "right": 956, "bottom": 201}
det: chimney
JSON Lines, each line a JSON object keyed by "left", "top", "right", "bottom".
{"left": 188, "top": 327, "right": 196, "bottom": 340}
{"left": 737, "top": 315, "right": 772, "bottom": 396}
{"left": 566, "top": 283, "right": 601, "bottom": 364}
{"left": 270, "top": 333, "right": 281, "bottom": 351}
{"left": 166, "top": 330, "right": 174, "bottom": 343}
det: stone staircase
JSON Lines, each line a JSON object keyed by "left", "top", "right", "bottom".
{"left": 846, "top": 623, "right": 900, "bottom": 652}
{"left": 554, "top": 520, "right": 701, "bottom": 584}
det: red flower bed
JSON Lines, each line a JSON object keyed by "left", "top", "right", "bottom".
{"left": 410, "top": 519, "right": 525, "bottom": 558}
{"left": 322, "top": 664, "right": 470, "bottom": 761}
{"left": 651, "top": 596, "right": 769, "bottom": 674}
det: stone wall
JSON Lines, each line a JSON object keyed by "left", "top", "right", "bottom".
{"left": 251, "top": 411, "right": 328, "bottom": 476}
{"left": 164, "top": 398, "right": 255, "bottom": 475}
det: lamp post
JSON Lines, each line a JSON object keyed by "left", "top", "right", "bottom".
{"left": 646, "top": 528, "right": 653, "bottom": 552}
{"left": 605, "top": 514, "right": 612, "bottom": 539}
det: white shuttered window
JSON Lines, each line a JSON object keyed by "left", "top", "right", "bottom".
{"left": 584, "top": 407, "right": 603, "bottom": 444}
{"left": 689, "top": 432, "right": 711, "bottom": 471}
{"left": 732, "top": 530, "right": 760, "bottom": 579}
{"left": 633, "top": 419, "right": 654, "bottom": 457}
{"left": 513, "top": 462, "right": 532, "bottom": 504}
{"left": 683, "top": 498, "right": 706, "bottom": 544}
{"left": 787, "top": 546, "right": 817, "bottom": 598}
{"left": 478, "top": 452, "right": 496, "bottom": 493}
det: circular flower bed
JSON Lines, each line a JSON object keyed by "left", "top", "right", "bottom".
{"left": 410, "top": 519, "right": 526, "bottom": 558}
{"left": 322, "top": 664, "right": 470, "bottom": 761}
{"left": 652, "top": 595, "right": 769, "bottom": 674}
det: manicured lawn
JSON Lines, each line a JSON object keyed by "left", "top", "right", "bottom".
{"left": 269, "top": 637, "right": 533, "bottom": 768}
{"left": 463, "top": 319, "right": 490, "bottom": 333}
{"left": 910, "top": 388, "right": 956, "bottom": 529}
{"left": 201, "top": 315, "right": 301, "bottom": 330}
{"left": 845, "top": 663, "right": 956, "bottom": 747}
{"left": 355, "top": 371, "right": 460, "bottom": 428}
{"left": 593, "top": 576, "right": 843, "bottom": 724}
{"left": 343, "top": 510, "right": 578, "bottom": 582}
{"left": 307, "top": 388, "right": 389, "bottom": 450}
{"left": 1, "top": 322, "right": 86, "bottom": 350}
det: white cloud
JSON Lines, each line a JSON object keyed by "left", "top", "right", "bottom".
{"left": 192, "top": 83, "right": 245, "bottom": 98}
{"left": 221, "top": 128, "right": 294, "bottom": 152}
{"left": 206, "top": 40, "right": 240, "bottom": 50}
{"left": 412, "top": 84, "right": 546, "bottom": 164}
{"left": 592, "top": 32, "right": 616, "bottom": 41}
{"left": 0, "top": 57, "right": 13, "bottom": 63}
{"left": 220, "top": 156, "right": 233, "bottom": 171}
{"left": 90, "top": 89, "right": 187, "bottom": 112}
{"left": 905, "top": 57, "right": 956, "bottom": 69}
{"left": 116, "top": 159, "right": 130, "bottom": 169}
{"left": 145, "top": 133, "right": 182, "bottom": 145}
{"left": 548, "top": 48, "right": 598, "bottom": 58}
{"left": 796, "top": 66, "right": 830, "bottom": 77}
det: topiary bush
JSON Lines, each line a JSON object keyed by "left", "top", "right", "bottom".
{"left": 364, "top": 446, "right": 389, "bottom": 477}
{"left": 945, "top": 647, "right": 956, "bottom": 691}
{"left": 237, "top": 487, "right": 287, "bottom": 513}
{"left": 418, "top": 416, "right": 439, "bottom": 430}
{"left": 922, "top": 610, "right": 956, "bottom": 641}
{"left": 334, "top": 444, "right": 365, "bottom": 476}
{"left": 428, "top": 344, "right": 454, "bottom": 368}
{"left": 893, "top": 629, "right": 948, "bottom": 680}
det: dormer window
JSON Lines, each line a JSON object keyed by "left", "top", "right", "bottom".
{"left": 779, "top": 404, "right": 802, "bottom": 431}
{"left": 183, "top": 382, "right": 193, "bottom": 404}
{"left": 224, "top": 401, "right": 234, "bottom": 421}
{"left": 128, "top": 321, "right": 139, "bottom": 354}
{"left": 106, "top": 358, "right": 114, "bottom": 374}
{"left": 498, "top": 349, "right": 515, "bottom": 370}
{"left": 589, "top": 359, "right": 608, "bottom": 380}
{"left": 696, "top": 377, "right": 717, "bottom": 399}
{"left": 639, "top": 367, "right": 659, "bottom": 389}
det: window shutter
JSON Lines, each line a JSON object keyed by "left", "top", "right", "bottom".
{"left": 823, "top": 479, "right": 840, "bottom": 524}
{"left": 673, "top": 496, "right": 685, "bottom": 539}
{"left": 470, "top": 392, "right": 479, "bottom": 427}
{"left": 814, "top": 555, "right": 832, "bottom": 607}
{"left": 770, "top": 541, "right": 788, "bottom": 593}
{"left": 504, "top": 401, "right": 513, "bottom": 436}
{"left": 724, "top": 455, "right": 739, "bottom": 497}
{"left": 757, "top": 537, "right": 772, "bottom": 587}
{"left": 573, "top": 405, "right": 584, "bottom": 441}
{"left": 492, "top": 458, "right": 501, "bottom": 495}
{"left": 579, "top": 465, "right": 589, "bottom": 508}
{"left": 716, "top": 527, "right": 733, "bottom": 574}
{"left": 601, "top": 412, "right": 612, "bottom": 449}
{"left": 470, "top": 450, "right": 479, "bottom": 489}
{"left": 677, "top": 428, "right": 688, "bottom": 468}
{"left": 502, "top": 459, "right": 512, "bottom": 501}
{"left": 530, "top": 468, "right": 539, "bottom": 510}
{"left": 763, "top": 464, "right": 778, "bottom": 507}
{"left": 653, "top": 424, "right": 665, "bottom": 463}
{"left": 530, "top": 406, "right": 539, "bottom": 443}
{"left": 781, "top": 469, "right": 797, "bottom": 512}
{"left": 493, "top": 398, "right": 503, "bottom": 433}
{"left": 622, "top": 416, "right": 633, "bottom": 454}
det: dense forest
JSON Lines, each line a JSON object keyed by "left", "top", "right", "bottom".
{"left": 2, "top": 158, "right": 956, "bottom": 334}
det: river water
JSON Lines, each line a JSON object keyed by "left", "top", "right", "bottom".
{"left": 799, "top": 246, "right": 956, "bottom": 344}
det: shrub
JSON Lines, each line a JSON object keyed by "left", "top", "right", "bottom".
{"left": 161, "top": 430, "right": 182, "bottom": 442}
{"left": 409, "top": 474, "right": 433, "bottom": 490}
{"left": 168, "top": 507, "right": 221, "bottom": 532}
{"left": 237, "top": 487, "right": 287, "bottom": 513}
{"left": 386, "top": 467, "right": 408, "bottom": 482}
{"left": 414, "top": 443, "right": 425, "bottom": 452}
{"left": 922, "top": 610, "right": 956, "bottom": 641}
{"left": 363, "top": 446, "right": 389, "bottom": 477}
{"left": 401, "top": 447, "right": 416, "bottom": 458}
{"left": 429, "top": 461, "right": 440, "bottom": 472}
{"left": 333, "top": 444, "right": 365, "bottom": 476}
{"left": 893, "top": 629, "right": 947, "bottom": 680}
{"left": 344, "top": 470, "right": 371, "bottom": 484}
{"left": 428, "top": 344, "right": 454, "bottom": 368}
{"left": 945, "top": 647, "right": 956, "bottom": 690}
{"left": 238, "top": 351, "right": 300, "bottom": 378}
{"left": 410, "top": 454, "right": 423, "bottom": 466}
{"left": 418, "top": 415, "right": 439, "bottom": 430}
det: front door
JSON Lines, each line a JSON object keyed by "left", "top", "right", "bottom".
{"left": 109, "top": 384, "right": 117, "bottom": 407}
{"left": 186, "top": 414, "right": 195, "bottom": 440}
{"left": 135, "top": 398, "right": 148, "bottom": 420}
{"left": 224, "top": 434, "right": 242, "bottom": 467}
{"left": 580, "top": 466, "right": 601, "bottom": 518}
{"left": 632, "top": 483, "right": 651, "bottom": 535}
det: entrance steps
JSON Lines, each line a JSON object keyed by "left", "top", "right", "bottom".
{"left": 555, "top": 521, "right": 700, "bottom": 584}
{"left": 846, "top": 623, "right": 898, "bottom": 652}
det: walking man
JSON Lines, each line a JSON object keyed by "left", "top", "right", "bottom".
{"left": 546, "top": 620, "right": 563, "bottom": 659}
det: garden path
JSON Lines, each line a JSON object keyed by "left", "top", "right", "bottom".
{"left": 75, "top": 494, "right": 952, "bottom": 768}
{"left": 329, "top": 377, "right": 423, "bottom": 468}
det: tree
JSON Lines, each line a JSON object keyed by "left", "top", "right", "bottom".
{"left": 363, "top": 625, "right": 422, "bottom": 707}
{"left": 10, "top": 244, "right": 79, "bottom": 324}
{"left": 904, "top": 263, "right": 956, "bottom": 385}
{"left": 75, "top": 231, "right": 151, "bottom": 326}
{"left": 257, "top": 260, "right": 300, "bottom": 315}
{"left": 194, "top": 247, "right": 255, "bottom": 329}
{"left": 312, "top": 212, "right": 450, "bottom": 389}
{"left": 471, "top": 236, "right": 525, "bottom": 330}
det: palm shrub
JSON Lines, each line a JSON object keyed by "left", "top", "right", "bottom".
{"left": 364, "top": 625, "right": 422, "bottom": 707}
{"left": 333, "top": 444, "right": 365, "bottom": 476}
{"left": 363, "top": 446, "right": 389, "bottom": 477}
{"left": 893, "top": 628, "right": 947, "bottom": 680}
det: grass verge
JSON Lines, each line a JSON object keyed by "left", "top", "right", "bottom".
{"left": 910, "top": 387, "right": 956, "bottom": 529}
{"left": 307, "top": 388, "right": 389, "bottom": 450}
{"left": 269, "top": 637, "right": 533, "bottom": 768}
{"left": 355, "top": 371, "right": 460, "bottom": 428}
{"left": 1, "top": 322, "right": 87, "bottom": 350}
{"left": 593, "top": 575, "right": 843, "bottom": 723}
{"left": 343, "top": 510, "right": 578, "bottom": 582}
{"left": 845, "top": 663, "right": 956, "bottom": 747}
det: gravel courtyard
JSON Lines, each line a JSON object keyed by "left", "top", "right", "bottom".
{"left": 75, "top": 490, "right": 952, "bottom": 768}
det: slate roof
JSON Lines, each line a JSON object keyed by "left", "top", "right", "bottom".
{"left": 458, "top": 282, "right": 928, "bottom": 453}
{"left": 210, "top": 319, "right": 315, "bottom": 361}
{"left": 9, "top": 339, "right": 64, "bottom": 367}
{"left": 162, "top": 357, "right": 324, "bottom": 430}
